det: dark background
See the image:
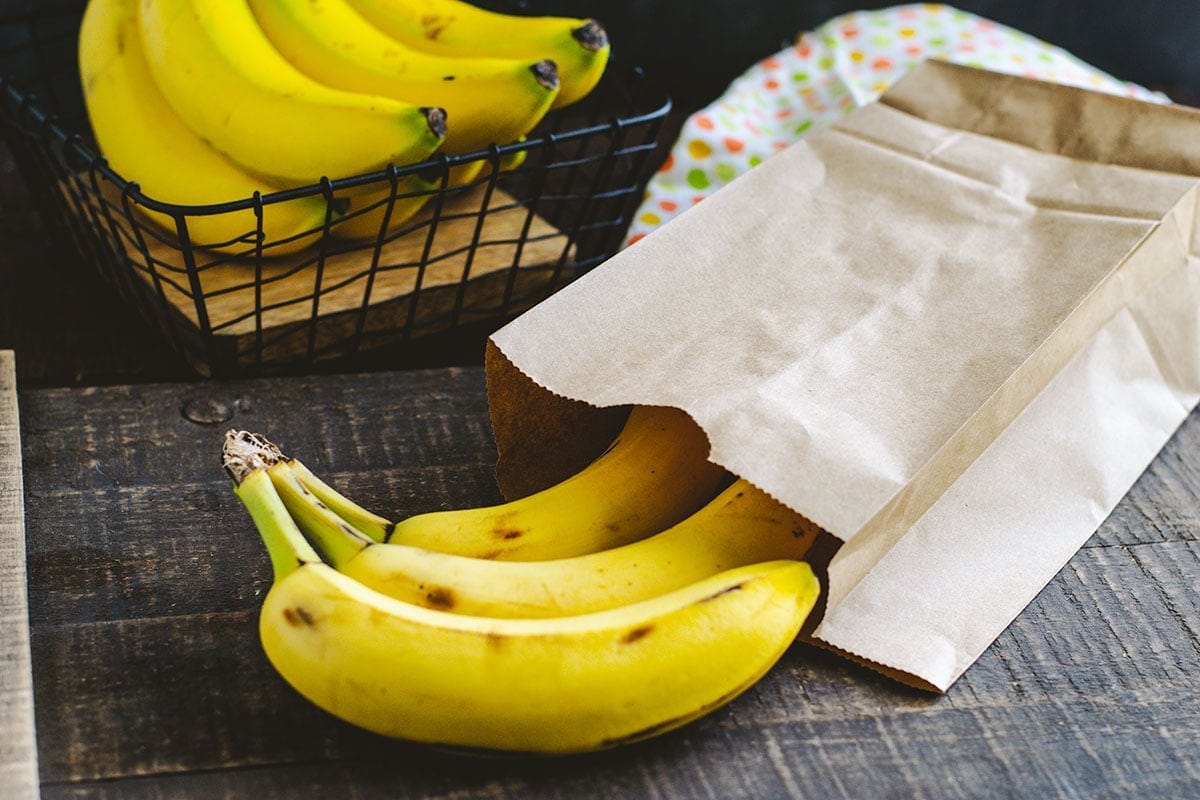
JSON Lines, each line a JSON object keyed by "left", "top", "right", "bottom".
{"left": 3, "top": 0, "right": 1199, "bottom": 387}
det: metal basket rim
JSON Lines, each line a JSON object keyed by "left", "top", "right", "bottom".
{"left": 0, "top": 65, "right": 671, "bottom": 217}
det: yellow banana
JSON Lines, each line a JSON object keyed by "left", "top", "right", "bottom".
{"left": 345, "top": 0, "right": 609, "bottom": 108}
{"left": 137, "top": 0, "right": 447, "bottom": 185}
{"left": 286, "top": 404, "right": 731, "bottom": 559}
{"left": 78, "top": 0, "right": 331, "bottom": 254}
{"left": 248, "top": 0, "right": 560, "bottom": 155}
{"left": 247, "top": 0, "right": 557, "bottom": 241}
{"left": 273, "top": 459, "right": 819, "bottom": 617}
{"left": 229, "top": 455, "right": 818, "bottom": 753}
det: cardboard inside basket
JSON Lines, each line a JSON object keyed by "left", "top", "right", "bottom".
{"left": 483, "top": 60, "right": 1200, "bottom": 691}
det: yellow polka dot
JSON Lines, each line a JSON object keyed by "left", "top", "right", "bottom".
{"left": 850, "top": 50, "right": 865, "bottom": 63}
{"left": 688, "top": 139, "right": 713, "bottom": 159}
{"left": 872, "top": 81, "right": 891, "bottom": 94}
{"left": 899, "top": 27, "right": 916, "bottom": 37}
{"left": 639, "top": 211, "right": 662, "bottom": 225}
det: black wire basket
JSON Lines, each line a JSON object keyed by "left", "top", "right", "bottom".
{"left": 0, "top": 1, "right": 671, "bottom": 376}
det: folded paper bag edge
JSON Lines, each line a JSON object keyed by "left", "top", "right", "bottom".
{"left": 885, "top": 59, "right": 1200, "bottom": 173}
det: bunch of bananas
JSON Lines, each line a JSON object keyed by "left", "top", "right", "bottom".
{"left": 224, "top": 405, "right": 822, "bottom": 754}
{"left": 78, "top": 0, "right": 609, "bottom": 252}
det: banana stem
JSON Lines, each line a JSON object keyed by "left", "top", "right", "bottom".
{"left": 269, "top": 461, "right": 373, "bottom": 567}
{"left": 288, "top": 459, "right": 395, "bottom": 543}
{"left": 224, "top": 431, "right": 322, "bottom": 580}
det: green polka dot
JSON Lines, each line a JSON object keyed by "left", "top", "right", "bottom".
{"left": 748, "top": 156, "right": 763, "bottom": 167}
{"left": 871, "top": 33, "right": 892, "bottom": 48}
{"left": 795, "top": 120, "right": 813, "bottom": 136}
{"left": 929, "top": 36, "right": 947, "bottom": 48}
{"left": 963, "top": 59, "right": 985, "bottom": 69}
{"left": 792, "top": 71, "right": 809, "bottom": 83}
{"left": 717, "top": 112, "right": 736, "bottom": 131}
{"left": 828, "top": 83, "right": 847, "bottom": 97}
{"left": 714, "top": 163, "right": 737, "bottom": 182}
{"left": 1037, "top": 52, "right": 1055, "bottom": 63}
{"left": 818, "top": 55, "right": 835, "bottom": 70}
{"left": 686, "top": 169, "right": 710, "bottom": 190}
{"left": 821, "top": 35, "right": 838, "bottom": 48}
{"left": 870, "top": 15, "right": 891, "bottom": 28}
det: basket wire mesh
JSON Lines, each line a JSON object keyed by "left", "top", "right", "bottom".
{"left": 0, "top": 1, "right": 671, "bottom": 376}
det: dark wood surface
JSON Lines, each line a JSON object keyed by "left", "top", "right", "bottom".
{"left": 17, "top": 364, "right": 1200, "bottom": 799}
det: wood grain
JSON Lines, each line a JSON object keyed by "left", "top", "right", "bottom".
{"left": 107, "top": 184, "right": 570, "bottom": 371}
{"left": 18, "top": 367, "right": 1200, "bottom": 798}
{"left": 0, "top": 352, "right": 39, "bottom": 800}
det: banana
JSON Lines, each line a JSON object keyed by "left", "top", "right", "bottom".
{"left": 286, "top": 404, "right": 732, "bottom": 559}
{"left": 273, "top": 458, "right": 820, "bottom": 617}
{"left": 345, "top": 0, "right": 609, "bottom": 108}
{"left": 247, "top": 0, "right": 557, "bottom": 241}
{"left": 78, "top": 0, "right": 332, "bottom": 254}
{"left": 137, "top": 0, "right": 447, "bottom": 185}
{"left": 248, "top": 0, "right": 560, "bottom": 155}
{"left": 227, "top": 446, "right": 819, "bottom": 753}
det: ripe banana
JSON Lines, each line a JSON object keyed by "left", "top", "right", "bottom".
{"left": 345, "top": 0, "right": 610, "bottom": 108}
{"left": 286, "top": 404, "right": 731, "bottom": 559}
{"left": 273, "top": 458, "right": 819, "bottom": 617}
{"left": 247, "top": 0, "right": 558, "bottom": 241}
{"left": 228, "top": 450, "right": 819, "bottom": 753}
{"left": 248, "top": 0, "right": 560, "bottom": 155}
{"left": 137, "top": 0, "right": 447, "bottom": 185}
{"left": 78, "top": 0, "right": 331, "bottom": 254}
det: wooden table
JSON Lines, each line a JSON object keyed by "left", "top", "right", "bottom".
{"left": 9, "top": 361, "right": 1199, "bottom": 799}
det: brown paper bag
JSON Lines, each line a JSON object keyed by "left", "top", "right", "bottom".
{"left": 484, "top": 60, "right": 1200, "bottom": 691}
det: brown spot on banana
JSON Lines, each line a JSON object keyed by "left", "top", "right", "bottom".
{"left": 424, "top": 586, "right": 456, "bottom": 610}
{"left": 701, "top": 583, "right": 744, "bottom": 603}
{"left": 282, "top": 606, "right": 317, "bottom": 627}
{"left": 620, "top": 625, "right": 654, "bottom": 644}
{"left": 493, "top": 528, "right": 524, "bottom": 540}
{"left": 420, "top": 13, "right": 453, "bottom": 41}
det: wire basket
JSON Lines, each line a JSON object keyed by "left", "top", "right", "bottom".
{"left": 0, "top": 1, "right": 671, "bottom": 377}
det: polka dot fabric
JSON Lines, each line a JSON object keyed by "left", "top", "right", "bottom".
{"left": 625, "top": 3, "right": 1166, "bottom": 246}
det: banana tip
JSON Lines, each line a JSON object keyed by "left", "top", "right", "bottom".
{"left": 420, "top": 106, "right": 448, "bottom": 140}
{"left": 531, "top": 60, "right": 560, "bottom": 91}
{"left": 572, "top": 20, "right": 608, "bottom": 52}
{"left": 222, "top": 430, "right": 284, "bottom": 484}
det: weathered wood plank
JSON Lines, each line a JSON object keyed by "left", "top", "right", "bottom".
{"left": 18, "top": 367, "right": 1200, "bottom": 798}
{"left": 0, "top": 352, "right": 39, "bottom": 800}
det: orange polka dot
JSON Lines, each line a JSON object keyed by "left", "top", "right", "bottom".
{"left": 724, "top": 136, "right": 745, "bottom": 152}
{"left": 659, "top": 199, "right": 678, "bottom": 212}
{"left": 764, "top": 78, "right": 780, "bottom": 90}
{"left": 745, "top": 121, "right": 761, "bottom": 136}
{"left": 761, "top": 57, "right": 781, "bottom": 70}
{"left": 658, "top": 154, "right": 674, "bottom": 173}
{"left": 692, "top": 195, "right": 706, "bottom": 205}
{"left": 842, "top": 26, "right": 859, "bottom": 39}
{"left": 795, "top": 42, "right": 812, "bottom": 58}
{"left": 775, "top": 108, "right": 793, "bottom": 119}
{"left": 958, "top": 42, "right": 976, "bottom": 53}
{"left": 627, "top": 233, "right": 646, "bottom": 245}
{"left": 906, "top": 44, "right": 924, "bottom": 56}
{"left": 872, "top": 57, "right": 893, "bottom": 71}
{"left": 772, "top": 141, "right": 789, "bottom": 151}
{"left": 695, "top": 115, "right": 714, "bottom": 130}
